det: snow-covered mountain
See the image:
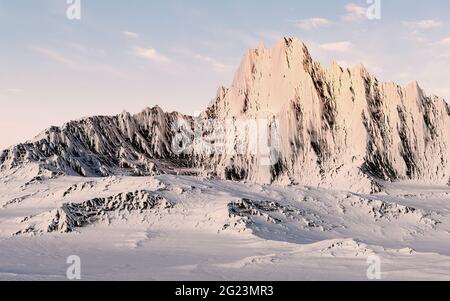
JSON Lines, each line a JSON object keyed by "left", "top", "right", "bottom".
{"left": 1, "top": 38, "right": 450, "bottom": 281}
{"left": 0, "top": 106, "right": 194, "bottom": 177}
{"left": 206, "top": 38, "right": 450, "bottom": 189}
{"left": 1, "top": 38, "right": 449, "bottom": 191}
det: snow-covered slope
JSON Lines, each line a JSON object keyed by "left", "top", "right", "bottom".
{"left": 1, "top": 38, "right": 449, "bottom": 190}
{"left": 1, "top": 38, "right": 450, "bottom": 280}
{"left": 1, "top": 173, "right": 450, "bottom": 280}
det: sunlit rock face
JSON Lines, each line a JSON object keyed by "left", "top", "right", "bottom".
{"left": 206, "top": 37, "right": 450, "bottom": 190}
{"left": 1, "top": 38, "right": 449, "bottom": 191}
{"left": 0, "top": 107, "right": 194, "bottom": 177}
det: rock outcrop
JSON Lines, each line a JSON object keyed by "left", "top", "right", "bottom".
{"left": 1, "top": 38, "right": 449, "bottom": 190}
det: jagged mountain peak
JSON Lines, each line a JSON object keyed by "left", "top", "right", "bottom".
{"left": 350, "top": 62, "right": 369, "bottom": 76}
{"left": 206, "top": 38, "right": 450, "bottom": 188}
{"left": 1, "top": 38, "right": 449, "bottom": 191}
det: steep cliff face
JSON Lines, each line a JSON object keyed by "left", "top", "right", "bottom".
{"left": 205, "top": 38, "right": 450, "bottom": 189}
{"left": 1, "top": 38, "right": 449, "bottom": 190}
{"left": 0, "top": 107, "right": 193, "bottom": 177}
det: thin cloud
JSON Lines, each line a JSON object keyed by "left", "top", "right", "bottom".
{"left": 32, "top": 46, "right": 80, "bottom": 69}
{"left": 320, "top": 41, "right": 353, "bottom": 52}
{"left": 342, "top": 3, "right": 367, "bottom": 22}
{"left": 67, "top": 42, "right": 107, "bottom": 57}
{"left": 31, "top": 46, "right": 125, "bottom": 77}
{"left": 193, "top": 54, "right": 234, "bottom": 73}
{"left": 435, "top": 87, "right": 450, "bottom": 96}
{"left": 218, "top": 29, "right": 260, "bottom": 48}
{"left": 257, "top": 31, "right": 284, "bottom": 45}
{"left": 403, "top": 19, "right": 442, "bottom": 30}
{"left": 295, "top": 18, "right": 333, "bottom": 30}
{"left": 132, "top": 46, "right": 171, "bottom": 64}
{"left": 438, "top": 37, "right": 450, "bottom": 45}
{"left": 122, "top": 31, "right": 140, "bottom": 38}
{"left": 5, "top": 88, "right": 24, "bottom": 94}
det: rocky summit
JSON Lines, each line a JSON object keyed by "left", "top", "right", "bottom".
{"left": 1, "top": 38, "right": 449, "bottom": 192}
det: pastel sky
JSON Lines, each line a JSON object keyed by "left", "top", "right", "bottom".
{"left": 1, "top": 0, "right": 449, "bottom": 149}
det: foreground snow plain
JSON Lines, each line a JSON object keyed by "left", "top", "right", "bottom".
{"left": 1, "top": 164, "right": 450, "bottom": 281}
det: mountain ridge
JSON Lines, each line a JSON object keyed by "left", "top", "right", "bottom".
{"left": 1, "top": 37, "right": 449, "bottom": 191}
